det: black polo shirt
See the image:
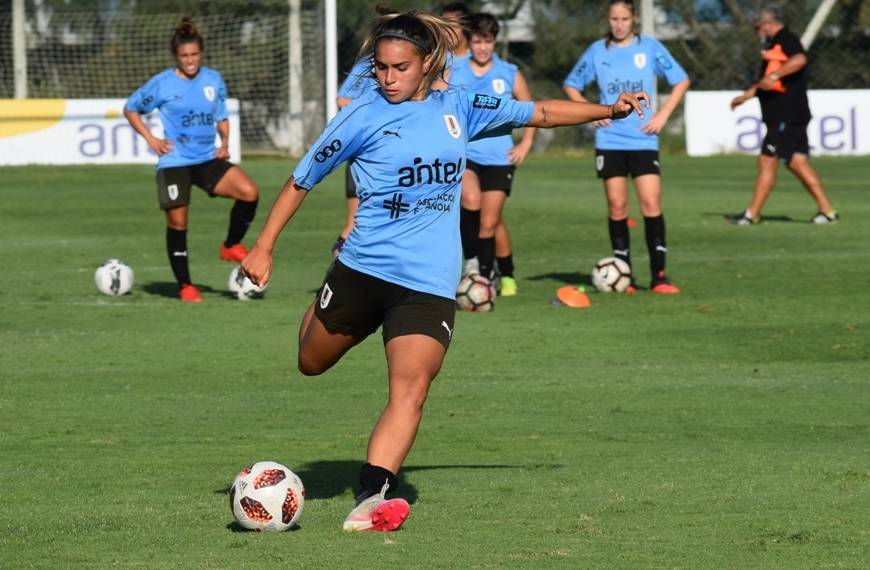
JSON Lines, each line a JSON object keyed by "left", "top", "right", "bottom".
{"left": 757, "top": 27, "right": 812, "bottom": 125}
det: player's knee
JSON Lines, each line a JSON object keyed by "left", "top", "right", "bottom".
{"left": 389, "top": 376, "right": 431, "bottom": 411}
{"left": 239, "top": 183, "right": 259, "bottom": 202}
{"left": 609, "top": 204, "right": 629, "bottom": 219}
{"left": 297, "top": 354, "right": 327, "bottom": 376}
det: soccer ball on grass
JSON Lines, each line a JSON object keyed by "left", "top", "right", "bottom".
{"left": 591, "top": 257, "right": 632, "bottom": 293}
{"left": 230, "top": 461, "right": 305, "bottom": 531}
{"left": 456, "top": 274, "right": 496, "bottom": 312}
{"left": 94, "top": 259, "right": 134, "bottom": 296}
{"left": 228, "top": 265, "right": 267, "bottom": 300}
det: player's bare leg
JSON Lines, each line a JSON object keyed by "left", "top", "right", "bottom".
{"left": 787, "top": 153, "right": 836, "bottom": 217}
{"left": 746, "top": 154, "right": 779, "bottom": 220}
{"left": 296, "top": 305, "right": 361, "bottom": 376}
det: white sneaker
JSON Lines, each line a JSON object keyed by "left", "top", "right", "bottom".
{"left": 342, "top": 482, "right": 410, "bottom": 532}
{"left": 463, "top": 257, "right": 480, "bottom": 276}
{"left": 811, "top": 211, "right": 839, "bottom": 224}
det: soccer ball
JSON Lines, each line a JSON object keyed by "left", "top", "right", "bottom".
{"left": 94, "top": 259, "right": 134, "bottom": 296}
{"left": 456, "top": 274, "right": 496, "bottom": 312}
{"left": 230, "top": 461, "right": 305, "bottom": 531}
{"left": 591, "top": 257, "right": 632, "bottom": 293}
{"left": 228, "top": 265, "right": 267, "bottom": 300}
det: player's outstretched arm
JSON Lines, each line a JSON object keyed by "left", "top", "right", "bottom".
{"left": 242, "top": 177, "right": 309, "bottom": 286}
{"left": 528, "top": 91, "right": 648, "bottom": 128}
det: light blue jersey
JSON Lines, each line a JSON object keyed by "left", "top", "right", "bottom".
{"left": 125, "top": 67, "right": 228, "bottom": 168}
{"left": 449, "top": 54, "right": 518, "bottom": 165}
{"left": 564, "top": 35, "right": 687, "bottom": 151}
{"left": 293, "top": 88, "right": 534, "bottom": 299}
{"left": 337, "top": 58, "right": 377, "bottom": 100}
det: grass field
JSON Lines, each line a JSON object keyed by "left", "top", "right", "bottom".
{"left": 2, "top": 155, "right": 869, "bottom": 568}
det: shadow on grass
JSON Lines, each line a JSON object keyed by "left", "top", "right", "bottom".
{"left": 141, "top": 281, "right": 233, "bottom": 299}
{"left": 706, "top": 212, "right": 802, "bottom": 224}
{"left": 225, "top": 521, "right": 303, "bottom": 533}
{"left": 526, "top": 271, "right": 593, "bottom": 286}
{"left": 215, "top": 460, "right": 546, "bottom": 506}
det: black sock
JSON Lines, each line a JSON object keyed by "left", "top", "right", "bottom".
{"left": 460, "top": 208, "right": 480, "bottom": 260}
{"left": 644, "top": 214, "right": 667, "bottom": 282}
{"left": 224, "top": 198, "right": 258, "bottom": 247}
{"left": 356, "top": 462, "right": 399, "bottom": 505}
{"left": 496, "top": 254, "right": 514, "bottom": 278}
{"left": 608, "top": 217, "right": 631, "bottom": 269}
{"left": 166, "top": 227, "right": 191, "bottom": 285}
{"left": 478, "top": 236, "right": 496, "bottom": 279}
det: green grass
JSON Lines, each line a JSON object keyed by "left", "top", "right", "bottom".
{"left": 2, "top": 155, "right": 869, "bottom": 568}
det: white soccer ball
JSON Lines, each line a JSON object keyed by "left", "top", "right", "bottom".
{"left": 94, "top": 259, "right": 134, "bottom": 296}
{"left": 456, "top": 274, "right": 496, "bottom": 312}
{"left": 228, "top": 265, "right": 267, "bottom": 300}
{"left": 591, "top": 257, "right": 632, "bottom": 293}
{"left": 230, "top": 461, "right": 305, "bottom": 531}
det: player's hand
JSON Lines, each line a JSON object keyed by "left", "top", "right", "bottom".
{"left": 611, "top": 91, "right": 649, "bottom": 120}
{"left": 640, "top": 112, "right": 668, "bottom": 134}
{"left": 756, "top": 77, "right": 776, "bottom": 91}
{"left": 507, "top": 141, "right": 532, "bottom": 165}
{"left": 148, "top": 137, "right": 172, "bottom": 156}
{"left": 214, "top": 145, "right": 230, "bottom": 160}
{"left": 241, "top": 245, "right": 272, "bottom": 288}
{"left": 730, "top": 94, "right": 747, "bottom": 110}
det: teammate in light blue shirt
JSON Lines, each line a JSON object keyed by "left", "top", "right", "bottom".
{"left": 448, "top": 12, "right": 535, "bottom": 297}
{"left": 124, "top": 17, "right": 258, "bottom": 303}
{"left": 563, "top": 0, "right": 689, "bottom": 294}
{"left": 242, "top": 10, "right": 648, "bottom": 532}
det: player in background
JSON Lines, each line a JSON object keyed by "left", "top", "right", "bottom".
{"left": 124, "top": 18, "right": 258, "bottom": 303}
{"left": 727, "top": 5, "right": 838, "bottom": 225}
{"left": 563, "top": 0, "right": 689, "bottom": 294}
{"left": 241, "top": 10, "right": 648, "bottom": 531}
{"left": 450, "top": 12, "right": 535, "bottom": 296}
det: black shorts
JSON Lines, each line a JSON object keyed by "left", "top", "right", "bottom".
{"left": 344, "top": 159, "right": 357, "bottom": 199}
{"left": 467, "top": 161, "right": 516, "bottom": 195}
{"left": 313, "top": 260, "right": 455, "bottom": 350}
{"left": 595, "top": 149, "right": 660, "bottom": 179}
{"left": 761, "top": 122, "right": 810, "bottom": 163}
{"left": 155, "top": 159, "right": 233, "bottom": 210}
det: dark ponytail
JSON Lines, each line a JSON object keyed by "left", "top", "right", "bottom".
{"left": 171, "top": 17, "right": 203, "bottom": 54}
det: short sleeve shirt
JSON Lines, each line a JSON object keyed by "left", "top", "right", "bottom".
{"left": 564, "top": 35, "right": 688, "bottom": 151}
{"left": 292, "top": 88, "right": 534, "bottom": 299}
{"left": 125, "top": 67, "right": 228, "bottom": 169}
{"left": 757, "top": 27, "right": 811, "bottom": 124}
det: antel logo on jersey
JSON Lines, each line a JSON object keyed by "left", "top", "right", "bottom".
{"left": 181, "top": 111, "right": 216, "bottom": 127}
{"left": 203, "top": 86, "right": 216, "bottom": 101}
{"left": 398, "top": 157, "right": 464, "bottom": 187}
{"left": 314, "top": 139, "right": 342, "bottom": 162}
{"left": 606, "top": 79, "right": 644, "bottom": 95}
{"left": 492, "top": 79, "right": 506, "bottom": 95}
{"left": 634, "top": 53, "right": 647, "bottom": 69}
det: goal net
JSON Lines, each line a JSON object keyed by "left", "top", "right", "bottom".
{"left": 0, "top": 0, "right": 327, "bottom": 154}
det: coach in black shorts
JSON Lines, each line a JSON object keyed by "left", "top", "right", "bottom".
{"left": 728, "top": 5, "right": 838, "bottom": 225}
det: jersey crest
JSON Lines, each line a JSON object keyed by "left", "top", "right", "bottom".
{"left": 203, "top": 86, "right": 216, "bottom": 101}
{"left": 444, "top": 114, "right": 461, "bottom": 139}
{"left": 633, "top": 53, "right": 647, "bottom": 69}
{"left": 491, "top": 78, "right": 506, "bottom": 95}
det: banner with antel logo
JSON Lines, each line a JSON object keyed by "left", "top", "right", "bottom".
{"left": 685, "top": 90, "right": 868, "bottom": 156}
{"left": 0, "top": 98, "right": 240, "bottom": 165}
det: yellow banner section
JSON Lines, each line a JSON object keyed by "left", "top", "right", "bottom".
{"left": 0, "top": 99, "right": 67, "bottom": 137}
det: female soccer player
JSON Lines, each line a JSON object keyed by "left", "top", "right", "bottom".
{"left": 124, "top": 18, "right": 259, "bottom": 303}
{"left": 563, "top": 0, "right": 689, "bottom": 294}
{"left": 450, "top": 12, "right": 535, "bottom": 296}
{"left": 242, "top": 10, "right": 647, "bottom": 532}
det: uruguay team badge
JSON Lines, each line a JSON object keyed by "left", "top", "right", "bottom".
{"left": 492, "top": 78, "right": 506, "bottom": 94}
{"left": 634, "top": 53, "right": 647, "bottom": 69}
{"left": 203, "top": 86, "right": 216, "bottom": 101}
{"left": 444, "top": 114, "right": 461, "bottom": 139}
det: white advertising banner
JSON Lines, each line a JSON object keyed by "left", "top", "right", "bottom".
{"left": 685, "top": 90, "right": 868, "bottom": 156}
{"left": 0, "top": 98, "right": 241, "bottom": 166}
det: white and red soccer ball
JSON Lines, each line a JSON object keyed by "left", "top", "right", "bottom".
{"left": 591, "top": 257, "right": 632, "bottom": 293}
{"left": 455, "top": 274, "right": 496, "bottom": 312}
{"left": 230, "top": 461, "right": 305, "bottom": 531}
